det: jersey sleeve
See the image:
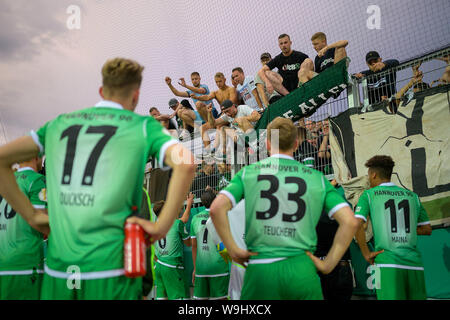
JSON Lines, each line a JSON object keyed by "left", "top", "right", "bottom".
{"left": 354, "top": 191, "right": 370, "bottom": 222}
{"left": 30, "top": 121, "right": 50, "bottom": 156}
{"left": 189, "top": 216, "right": 197, "bottom": 239}
{"left": 145, "top": 117, "right": 178, "bottom": 169}
{"left": 219, "top": 168, "right": 245, "bottom": 208}
{"left": 178, "top": 220, "right": 190, "bottom": 241}
{"left": 28, "top": 175, "right": 47, "bottom": 209}
{"left": 323, "top": 177, "right": 350, "bottom": 219}
{"left": 415, "top": 195, "right": 431, "bottom": 226}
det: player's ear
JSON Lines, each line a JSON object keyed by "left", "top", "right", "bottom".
{"left": 99, "top": 87, "right": 105, "bottom": 99}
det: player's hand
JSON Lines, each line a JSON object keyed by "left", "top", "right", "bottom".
{"left": 126, "top": 216, "right": 163, "bottom": 244}
{"left": 306, "top": 251, "right": 334, "bottom": 274}
{"left": 318, "top": 46, "right": 328, "bottom": 57}
{"left": 229, "top": 247, "right": 257, "bottom": 267}
{"left": 363, "top": 250, "right": 384, "bottom": 265}
{"left": 178, "top": 78, "right": 187, "bottom": 87}
{"left": 353, "top": 73, "right": 364, "bottom": 79}
{"left": 187, "top": 192, "right": 194, "bottom": 203}
{"left": 165, "top": 76, "right": 172, "bottom": 85}
{"left": 206, "top": 103, "right": 213, "bottom": 113}
{"left": 190, "top": 92, "right": 198, "bottom": 99}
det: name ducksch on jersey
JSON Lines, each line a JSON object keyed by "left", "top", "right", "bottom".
{"left": 60, "top": 192, "right": 95, "bottom": 207}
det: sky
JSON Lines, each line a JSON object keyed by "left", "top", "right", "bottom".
{"left": 0, "top": 0, "right": 449, "bottom": 143}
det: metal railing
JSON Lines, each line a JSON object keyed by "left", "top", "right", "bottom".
{"left": 148, "top": 46, "right": 450, "bottom": 201}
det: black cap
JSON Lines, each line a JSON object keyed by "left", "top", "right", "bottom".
{"left": 260, "top": 52, "right": 271, "bottom": 60}
{"left": 366, "top": 51, "right": 380, "bottom": 63}
{"left": 221, "top": 99, "right": 234, "bottom": 110}
{"left": 168, "top": 98, "right": 178, "bottom": 107}
{"left": 180, "top": 99, "right": 193, "bottom": 110}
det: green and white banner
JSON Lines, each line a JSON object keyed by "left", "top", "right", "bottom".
{"left": 330, "top": 85, "right": 450, "bottom": 226}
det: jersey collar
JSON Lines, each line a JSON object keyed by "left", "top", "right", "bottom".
{"left": 95, "top": 100, "right": 124, "bottom": 110}
{"left": 270, "top": 154, "right": 295, "bottom": 161}
{"left": 17, "top": 167, "right": 35, "bottom": 172}
{"left": 379, "top": 182, "right": 396, "bottom": 187}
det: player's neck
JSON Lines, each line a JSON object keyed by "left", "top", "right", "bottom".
{"left": 282, "top": 49, "right": 293, "bottom": 57}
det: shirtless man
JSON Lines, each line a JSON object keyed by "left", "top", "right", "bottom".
{"left": 191, "top": 73, "right": 239, "bottom": 153}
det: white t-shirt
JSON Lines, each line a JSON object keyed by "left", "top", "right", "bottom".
{"left": 221, "top": 105, "right": 257, "bottom": 129}
{"left": 237, "top": 76, "right": 261, "bottom": 111}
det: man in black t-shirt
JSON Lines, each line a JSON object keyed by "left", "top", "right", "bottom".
{"left": 297, "top": 32, "right": 349, "bottom": 88}
{"left": 354, "top": 51, "right": 400, "bottom": 105}
{"left": 257, "top": 34, "right": 310, "bottom": 96}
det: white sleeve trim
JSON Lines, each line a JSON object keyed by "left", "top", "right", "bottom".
{"left": 182, "top": 235, "right": 191, "bottom": 241}
{"left": 33, "top": 205, "right": 46, "bottom": 209}
{"left": 30, "top": 130, "right": 44, "bottom": 154}
{"left": 328, "top": 203, "right": 350, "bottom": 219}
{"left": 417, "top": 221, "right": 431, "bottom": 226}
{"left": 354, "top": 214, "right": 367, "bottom": 222}
{"left": 158, "top": 139, "right": 179, "bottom": 169}
{"left": 219, "top": 190, "right": 237, "bottom": 208}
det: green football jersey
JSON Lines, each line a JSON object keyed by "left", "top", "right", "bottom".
{"left": 220, "top": 154, "right": 348, "bottom": 260}
{"left": 0, "top": 168, "right": 47, "bottom": 272}
{"left": 30, "top": 101, "right": 177, "bottom": 274}
{"left": 190, "top": 210, "right": 229, "bottom": 276}
{"left": 155, "top": 219, "right": 189, "bottom": 267}
{"left": 355, "top": 183, "right": 430, "bottom": 268}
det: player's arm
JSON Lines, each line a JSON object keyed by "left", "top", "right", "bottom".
{"left": 307, "top": 205, "right": 360, "bottom": 274}
{"left": 0, "top": 136, "right": 49, "bottom": 235}
{"left": 128, "top": 143, "right": 196, "bottom": 242}
{"left": 191, "top": 236, "right": 197, "bottom": 285}
{"left": 165, "top": 76, "right": 189, "bottom": 98}
{"left": 353, "top": 192, "right": 384, "bottom": 264}
{"left": 179, "top": 192, "right": 194, "bottom": 224}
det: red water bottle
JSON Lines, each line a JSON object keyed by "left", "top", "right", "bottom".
{"left": 124, "top": 210, "right": 147, "bottom": 278}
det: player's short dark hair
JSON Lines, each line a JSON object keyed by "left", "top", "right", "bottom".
{"left": 365, "top": 155, "right": 395, "bottom": 180}
{"left": 153, "top": 200, "right": 165, "bottom": 217}
{"left": 191, "top": 72, "right": 200, "bottom": 77}
{"left": 232, "top": 67, "right": 244, "bottom": 74}
{"left": 278, "top": 33, "right": 290, "bottom": 40}
{"left": 201, "top": 189, "right": 216, "bottom": 209}
{"left": 149, "top": 107, "right": 158, "bottom": 113}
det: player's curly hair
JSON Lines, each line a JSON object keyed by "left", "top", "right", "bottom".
{"left": 365, "top": 155, "right": 395, "bottom": 179}
{"left": 101, "top": 57, "right": 144, "bottom": 98}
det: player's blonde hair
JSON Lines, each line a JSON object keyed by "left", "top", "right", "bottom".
{"left": 311, "top": 32, "right": 327, "bottom": 42}
{"left": 101, "top": 57, "right": 144, "bottom": 98}
{"left": 267, "top": 117, "right": 298, "bottom": 151}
